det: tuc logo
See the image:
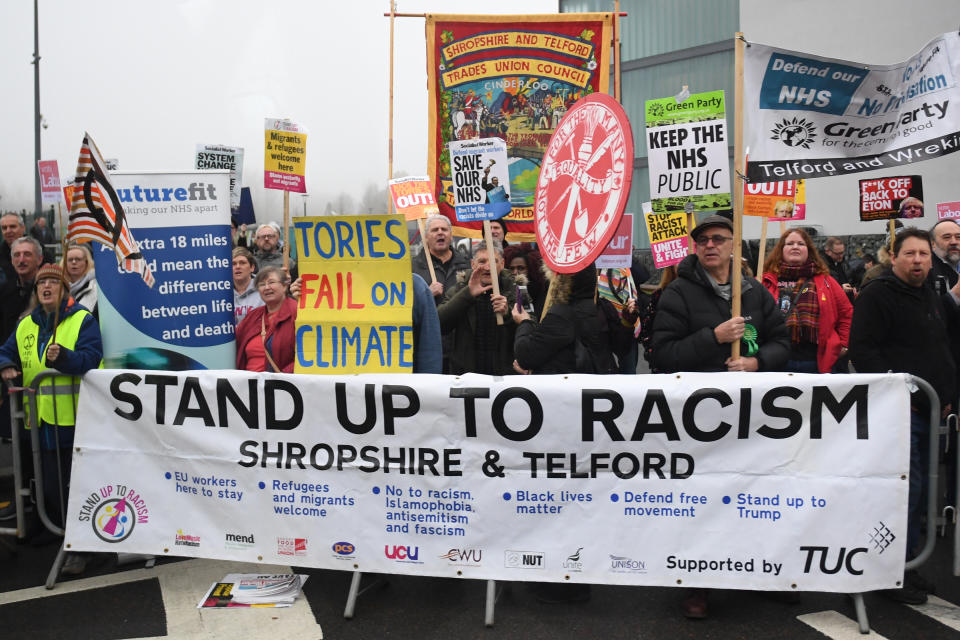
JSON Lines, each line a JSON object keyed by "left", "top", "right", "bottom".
{"left": 799, "top": 546, "right": 867, "bottom": 575}
{"left": 385, "top": 545, "right": 421, "bottom": 563}
{"left": 332, "top": 541, "right": 356, "bottom": 556}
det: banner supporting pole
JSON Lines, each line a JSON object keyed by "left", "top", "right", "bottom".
{"left": 282, "top": 190, "right": 290, "bottom": 273}
{"left": 888, "top": 219, "right": 896, "bottom": 253}
{"left": 780, "top": 220, "right": 786, "bottom": 236}
{"left": 418, "top": 218, "right": 438, "bottom": 284}
{"left": 387, "top": 0, "right": 396, "bottom": 215}
{"left": 483, "top": 220, "right": 504, "bottom": 325}
{"left": 614, "top": 0, "right": 621, "bottom": 102}
{"left": 731, "top": 32, "right": 746, "bottom": 360}
{"left": 757, "top": 217, "right": 768, "bottom": 276}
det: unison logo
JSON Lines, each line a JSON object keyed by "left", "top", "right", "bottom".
{"left": 609, "top": 554, "right": 646, "bottom": 573}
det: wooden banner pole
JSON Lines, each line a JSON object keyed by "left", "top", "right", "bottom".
{"left": 282, "top": 190, "right": 290, "bottom": 273}
{"left": 388, "top": 0, "right": 396, "bottom": 215}
{"left": 614, "top": 0, "right": 621, "bottom": 102}
{"left": 756, "top": 217, "right": 768, "bottom": 276}
{"left": 418, "top": 218, "right": 438, "bottom": 284}
{"left": 731, "top": 32, "right": 746, "bottom": 360}
{"left": 484, "top": 220, "right": 503, "bottom": 325}
{"left": 779, "top": 220, "right": 786, "bottom": 236}
{"left": 888, "top": 219, "right": 896, "bottom": 253}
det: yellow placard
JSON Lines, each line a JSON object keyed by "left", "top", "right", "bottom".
{"left": 293, "top": 215, "right": 413, "bottom": 374}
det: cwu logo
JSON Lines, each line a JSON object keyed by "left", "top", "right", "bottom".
{"left": 440, "top": 548, "right": 482, "bottom": 564}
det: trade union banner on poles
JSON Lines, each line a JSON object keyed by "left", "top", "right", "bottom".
{"left": 427, "top": 13, "right": 612, "bottom": 241}
{"left": 744, "top": 32, "right": 960, "bottom": 182}
{"left": 645, "top": 90, "right": 731, "bottom": 214}
{"left": 292, "top": 215, "right": 413, "bottom": 374}
{"left": 66, "top": 370, "right": 909, "bottom": 592}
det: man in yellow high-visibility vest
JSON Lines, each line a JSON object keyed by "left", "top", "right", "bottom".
{"left": 0, "top": 263, "right": 102, "bottom": 576}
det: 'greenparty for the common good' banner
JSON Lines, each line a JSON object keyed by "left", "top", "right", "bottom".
{"left": 744, "top": 31, "right": 960, "bottom": 182}
{"left": 66, "top": 370, "right": 909, "bottom": 592}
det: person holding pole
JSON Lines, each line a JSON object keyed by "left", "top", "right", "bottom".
{"left": 0, "top": 264, "right": 102, "bottom": 575}
{"left": 651, "top": 215, "right": 788, "bottom": 619}
{"left": 651, "top": 215, "right": 788, "bottom": 376}
{"left": 761, "top": 229, "right": 852, "bottom": 373}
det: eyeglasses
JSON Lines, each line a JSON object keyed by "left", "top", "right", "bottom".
{"left": 257, "top": 279, "right": 286, "bottom": 289}
{"left": 695, "top": 234, "right": 733, "bottom": 247}
{"left": 903, "top": 205, "right": 923, "bottom": 210}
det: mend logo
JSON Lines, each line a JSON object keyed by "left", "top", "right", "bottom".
{"left": 505, "top": 550, "right": 545, "bottom": 569}
{"left": 385, "top": 545, "right": 422, "bottom": 563}
{"left": 225, "top": 533, "right": 255, "bottom": 549}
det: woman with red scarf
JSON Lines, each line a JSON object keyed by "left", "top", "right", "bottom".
{"left": 761, "top": 229, "right": 852, "bottom": 373}
{"left": 236, "top": 266, "right": 297, "bottom": 372}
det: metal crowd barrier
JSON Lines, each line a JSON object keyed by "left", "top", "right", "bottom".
{"left": 0, "top": 385, "right": 29, "bottom": 543}
{"left": 2, "top": 370, "right": 956, "bottom": 624}
{"left": 850, "top": 375, "right": 950, "bottom": 634}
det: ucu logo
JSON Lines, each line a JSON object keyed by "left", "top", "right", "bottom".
{"left": 385, "top": 545, "right": 419, "bottom": 561}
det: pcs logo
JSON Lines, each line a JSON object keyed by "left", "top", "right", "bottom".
{"left": 332, "top": 541, "right": 356, "bottom": 557}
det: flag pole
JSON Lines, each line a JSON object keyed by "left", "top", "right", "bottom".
{"left": 732, "top": 32, "right": 746, "bottom": 360}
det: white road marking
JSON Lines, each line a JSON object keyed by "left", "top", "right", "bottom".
{"left": 797, "top": 610, "right": 890, "bottom": 639}
{"left": 909, "top": 595, "right": 960, "bottom": 632}
{"left": 0, "top": 558, "right": 323, "bottom": 639}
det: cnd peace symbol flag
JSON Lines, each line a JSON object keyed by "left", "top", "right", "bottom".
{"left": 427, "top": 13, "right": 613, "bottom": 241}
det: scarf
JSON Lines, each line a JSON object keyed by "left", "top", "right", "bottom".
{"left": 778, "top": 261, "right": 819, "bottom": 345}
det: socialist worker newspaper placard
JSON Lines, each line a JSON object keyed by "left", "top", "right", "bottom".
{"left": 67, "top": 370, "right": 909, "bottom": 593}
{"left": 744, "top": 32, "right": 960, "bottom": 182}
{"left": 427, "top": 13, "right": 612, "bottom": 240}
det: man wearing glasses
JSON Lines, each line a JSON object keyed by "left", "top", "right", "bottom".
{"left": 254, "top": 222, "right": 297, "bottom": 279}
{"left": 651, "top": 214, "right": 788, "bottom": 376}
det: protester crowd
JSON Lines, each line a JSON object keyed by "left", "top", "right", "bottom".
{"left": 0, "top": 210, "right": 958, "bottom": 617}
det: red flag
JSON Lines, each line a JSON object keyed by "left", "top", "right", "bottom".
{"left": 66, "top": 133, "right": 154, "bottom": 287}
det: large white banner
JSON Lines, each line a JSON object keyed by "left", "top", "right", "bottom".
{"left": 66, "top": 370, "right": 909, "bottom": 592}
{"left": 744, "top": 32, "right": 960, "bottom": 182}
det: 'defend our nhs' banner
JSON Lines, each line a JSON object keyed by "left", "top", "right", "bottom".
{"left": 95, "top": 171, "right": 235, "bottom": 370}
{"left": 67, "top": 370, "right": 909, "bottom": 593}
{"left": 744, "top": 32, "right": 960, "bottom": 182}
{"left": 427, "top": 13, "right": 612, "bottom": 241}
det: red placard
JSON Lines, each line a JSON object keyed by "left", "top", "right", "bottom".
{"left": 535, "top": 93, "right": 633, "bottom": 273}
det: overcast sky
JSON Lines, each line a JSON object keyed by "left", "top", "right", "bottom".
{"left": 0, "top": 0, "right": 556, "bottom": 221}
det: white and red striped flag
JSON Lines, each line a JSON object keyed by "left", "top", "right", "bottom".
{"left": 66, "top": 133, "right": 154, "bottom": 287}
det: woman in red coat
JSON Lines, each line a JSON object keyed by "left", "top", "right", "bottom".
{"left": 761, "top": 229, "right": 853, "bottom": 373}
{"left": 236, "top": 266, "right": 297, "bottom": 372}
